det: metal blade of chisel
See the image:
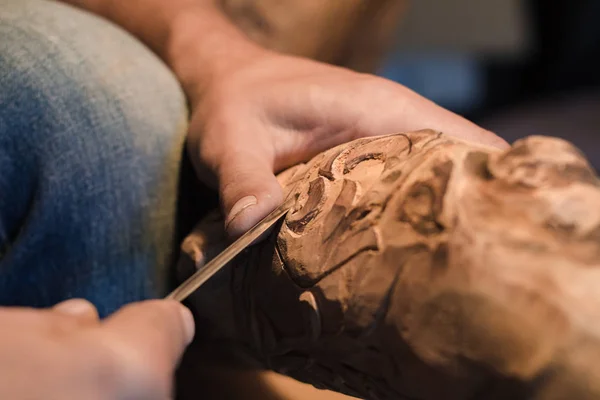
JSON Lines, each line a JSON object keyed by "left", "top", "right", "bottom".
{"left": 166, "top": 199, "right": 293, "bottom": 302}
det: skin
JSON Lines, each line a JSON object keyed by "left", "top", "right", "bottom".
{"left": 1, "top": 0, "right": 507, "bottom": 398}
{"left": 62, "top": 0, "right": 507, "bottom": 236}
{"left": 0, "top": 299, "right": 194, "bottom": 399}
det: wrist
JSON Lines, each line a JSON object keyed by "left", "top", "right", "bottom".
{"left": 166, "top": 6, "right": 266, "bottom": 107}
{"left": 61, "top": 0, "right": 268, "bottom": 107}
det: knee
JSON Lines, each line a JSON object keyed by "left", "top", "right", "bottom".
{"left": 0, "top": 0, "right": 188, "bottom": 159}
{"left": 0, "top": 0, "right": 188, "bottom": 255}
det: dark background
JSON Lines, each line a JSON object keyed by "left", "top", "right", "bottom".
{"left": 382, "top": 0, "right": 600, "bottom": 170}
{"left": 481, "top": 0, "right": 600, "bottom": 114}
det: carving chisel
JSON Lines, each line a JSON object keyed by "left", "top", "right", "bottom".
{"left": 166, "top": 198, "right": 294, "bottom": 302}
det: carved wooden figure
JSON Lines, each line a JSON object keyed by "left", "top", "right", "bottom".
{"left": 179, "top": 130, "right": 600, "bottom": 400}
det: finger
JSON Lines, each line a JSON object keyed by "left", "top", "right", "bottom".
{"left": 180, "top": 211, "right": 228, "bottom": 270}
{"left": 218, "top": 151, "right": 284, "bottom": 238}
{"left": 99, "top": 301, "right": 195, "bottom": 397}
{"left": 0, "top": 304, "right": 98, "bottom": 335}
{"left": 102, "top": 300, "right": 195, "bottom": 363}
{"left": 53, "top": 298, "right": 100, "bottom": 327}
{"left": 359, "top": 81, "right": 509, "bottom": 149}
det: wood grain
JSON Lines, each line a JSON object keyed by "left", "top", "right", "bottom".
{"left": 181, "top": 130, "right": 600, "bottom": 399}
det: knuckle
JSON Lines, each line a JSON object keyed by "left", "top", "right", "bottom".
{"left": 197, "top": 139, "right": 221, "bottom": 170}
{"left": 369, "top": 77, "right": 400, "bottom": 100}
{"left": 196, "top": 115, "right": 238, "bottom": 167}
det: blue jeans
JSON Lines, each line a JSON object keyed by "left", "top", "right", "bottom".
{"left": 0, "top": 0, "right": 189, "bottom": 316}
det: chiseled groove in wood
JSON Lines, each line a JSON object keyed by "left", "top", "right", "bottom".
{"left": 399, "top": 133, "right": 414, "bottom": 154}
{"left": 421, "top": 130, "right": 445, "bottom": 149}
{"left": 358, "top": 268, "right": 400, "bottom": 339}
{"left": 318, "top": 147, "right": 345, "bottom": 181}
{"left": 277, "top": 234, "right": 380, "bottom": 290}
{"left": 181, "top": 130, "right": 600, "bottom": 400}
{"left": 344, "top": 153, "right": 385, "bottom": 174}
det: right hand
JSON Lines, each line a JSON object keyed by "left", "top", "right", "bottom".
{"left": 0, "top": 299, "right": 195, "bottom": 399}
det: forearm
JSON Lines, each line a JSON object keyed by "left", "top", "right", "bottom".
{"left": 59, "top": 0, "right": 262, "bottom": 103}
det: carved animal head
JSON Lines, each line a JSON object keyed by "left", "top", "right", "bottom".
{"left": 183, "top": 130, "right": 600, "bottom": 399}
{"left": 276, "top": 130, "right": 600, "bottom": 331}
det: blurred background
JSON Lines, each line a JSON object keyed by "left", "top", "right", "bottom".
{"left": 380, "top": 0, "right": 600, "bottom": 169}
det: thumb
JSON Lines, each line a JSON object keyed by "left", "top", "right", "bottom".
{"left": 99, "top": 300, "right": 195, "bottom": 397}
{"left": 219, "top": 152, "right": 283, "bottom": 238}
{"left": 53, "top": 298, "right": 100, "bottom": 326}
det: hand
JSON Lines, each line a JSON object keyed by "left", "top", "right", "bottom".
{"left": 187, "top": 48, "right": 508, "bottom": 237}
{"left": 0, "top": 299, "right": 195, "bottom": 399}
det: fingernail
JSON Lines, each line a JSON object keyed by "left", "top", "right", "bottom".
{"left": 54, "top": 298, "right": 97, "bottom": 317}
{"left": 179, "top": 305, "right": 196, "bottom": 345}
{"left": 225, "top": 196, "right": 257, "bottom": 228}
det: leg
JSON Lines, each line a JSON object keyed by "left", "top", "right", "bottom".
{"left": 0, "top": 0, "right": 188, "bottom": 316}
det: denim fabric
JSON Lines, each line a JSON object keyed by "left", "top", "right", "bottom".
{"left": 0, "top": 0, "right": 188, "bottom": 316}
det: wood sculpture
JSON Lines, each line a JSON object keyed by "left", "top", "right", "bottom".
{"left": 179, "top": 130, "right": 600, "bottom": 400}
{"left": 218, "top": 0, "right": 407, "bottom": 72}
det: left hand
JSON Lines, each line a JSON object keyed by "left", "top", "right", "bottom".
{"left": 186, "top": 47, "right": 507, "bottom": 237}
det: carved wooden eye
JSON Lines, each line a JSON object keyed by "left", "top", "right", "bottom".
{"left": 399, "top": 183, "right": 444, "bottom": 235}
{"left": 397, "top": 160, "right": 453, "bottom": 236}
{"left": 286, "top": 177, "right": 325, "bottom": 234}
{"left": 344, "top": 152, "right": 384, "bottom": 174}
